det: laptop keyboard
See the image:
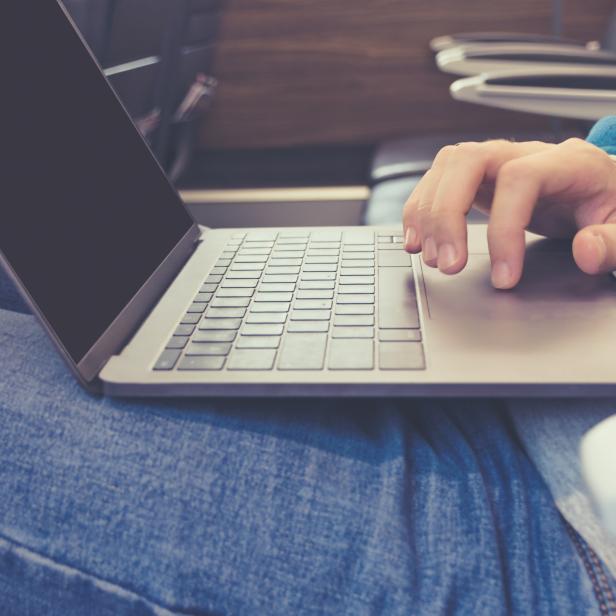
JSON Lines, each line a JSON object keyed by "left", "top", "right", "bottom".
{"left": 154, "top": 230, "right": 425, "bottom": 372}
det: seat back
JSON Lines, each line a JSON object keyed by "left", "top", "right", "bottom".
{"left": 61, "top": 0, "right": 222, "bottom": 179}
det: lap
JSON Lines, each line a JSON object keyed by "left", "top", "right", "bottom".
{"left": 0, "top": 307, "right": 599, "bottom": 615}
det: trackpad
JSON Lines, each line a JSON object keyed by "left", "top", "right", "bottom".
{"left": 421, "top": 241, "right": 616, "bottom": 351}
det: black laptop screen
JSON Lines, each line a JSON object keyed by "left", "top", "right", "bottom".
{"left": 0, "top": 2, "right": 195, "bottom": 362}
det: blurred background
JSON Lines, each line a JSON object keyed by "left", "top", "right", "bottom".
{"left": 60, "top": 0, "right": 616, "bottom": 225}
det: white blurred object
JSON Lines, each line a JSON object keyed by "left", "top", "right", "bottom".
{"left": 581, "top": 414, "right": 616, "bottom": 535}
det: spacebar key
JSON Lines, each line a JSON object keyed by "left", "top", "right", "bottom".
{"left": 378, "top": 267, "right": 420, "bottom": 329}
{"left": 278, "top": 333, "right": 327, "bottom": 370}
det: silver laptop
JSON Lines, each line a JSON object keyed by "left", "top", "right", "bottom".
{"left": 2, "top": 1, "right": 616, "bottom": 397}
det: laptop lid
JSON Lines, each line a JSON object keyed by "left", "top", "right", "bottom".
{"left": 0, "top": 1, "right": 199, "bottom": 388}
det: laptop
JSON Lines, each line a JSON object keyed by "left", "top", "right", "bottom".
{"left": 2, "top": 1, "right": 616, "bottom": 397}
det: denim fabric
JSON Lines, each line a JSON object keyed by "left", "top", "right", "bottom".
{"left": 0, "top": 301, "right": 603, "bottom": 614}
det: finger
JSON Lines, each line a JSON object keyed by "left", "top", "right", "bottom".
{"left": 487, "top": 142, "right": 588, "bottom": 289}
{"left": 402, "top": 172, "right": 432, "bottom": 253}
{"left": 430, "top": 140, "right": 553, "bottom": 275}
{"left": 572, "top": 223, "right": 616, "bottom": 275}
{"left": 414, "top": 146, "right": 458, "bottom": 266}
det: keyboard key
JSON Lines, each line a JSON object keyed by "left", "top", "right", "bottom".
{"left": 305, "top": 256, "right": 338, "bottom": 265}
{"left": 311, "top": 231, "right": 342, "bottom": 242}
{"left": 279, "top": 231, "right": 309, "bottom": 238}
{"left": 205, "top": 275, "right": 223, "bottom": 284}
{"left": 206, "top": 307, "right": 246, "bottom": 319}
{"left": 178, "top": 356, "right": 226, "bottom": 371}
{"left": 334, "top": 315, "right": 374, "bottom": 326}
{"left": 258, "top": 283, "right": 296, "bottom": 293}
{"left": 378, "top": 268, "right": 420, "bottom": 329}
{"left": 262, "top": 275, "right": 298, "bottom": 284}
{"left": 234, "top": 255, "right": 269, "bottom": 263}
{"left": 339, "top": 276, "right": 373, "bottom": 285}
{"left": 302, "top": 263, "right": 337, "bottom": 272}
{"left": 340, "top": 268, "right": 374, "bottom": 277}
{"left": 251, "top": 302, "right": 290, "bottom": 313}
{"left": 378, "top": 243, "right": 404, "bottom": 251}
{"left": 187, "top": 302, "right": 207, "bottom": 314}
{"left": 242, "top": 324, "right": 285, "bottom": 336}
{"left": 221, "top": 279, "right": 259, "bottom": 288}
{"left": 242, "top": 242, "right": 274, "bottom": 249}
{"left": 246, "top": 313, "right": 287, "bottom": 324}
{"left": 343, "top": 231, "right": 374, "bottom": 244}
{"left": 343, "top": 245, "right": 375, "bottom": 252}
{"left": 216, "top": 259, "right": 232, "bottom": 268}
{"left": 338, "top": 285, "right": 375, "bottom": 294}
{"left": 379, "top": 252, "right": 412, "bottom": 267}
{"left": 290, "top": 310, "right": 330, "bottom": 321}
{"left": 379, "top": 342, "right": 425, "bottom": 370}
{"left": 341, "top": 252, "right": 374, "bottom": 260}
{"left": 287, "top": 322, "right": 329, "bottom": 333}
{"left": 246, "top": 232, "right": 277, "bottom": 241}
{"left": 210, "top": 267, "right": 227, "bottom": 277}
{"left": 278, "top": 333, "right": 327, "bottom": 370}
{"left": 236, "top": 336, "right": 281, "bottom": 349}
{"left": 306, "top": 249, "right": 339, "bottom": 257}
{"left": 166, "top": 336, "right": 190, "bottom": 349}
{"left": 296, "top": 290, "right": 334, "bottom": 300}
{"left": 301, "top": 272, "right": 336, "bottom": 281}
{"left": 276, "top": 239, "right": 307, "bottom": 246}
{"left": 299, "top": 280, "right": 336, "bottom": 290}
{"left": 336, "top": 295, "right": 374, "bottom": 304}
{"left": 199, "top": 318, "right": 242, "bottom": 330}
{"left": 341, "top": 260, "right": 374, "bottom": 268}
{"left": 181, "top": 313, "right": 201, "bottom": 325}
{"left": 332, "top": 326, "right": 374, "bottom": 339}
{"left": 228, "top": 349, "right": 277, "bottom": 370}
{"left": 307, "top": 242, "right": 339, "bottom": 250}
{"left": 231, "top": 263, "right": 265, "bottom": 272}
{"left": 379, "top": 329, "right": 422, "bottom": 342}
{"left": 221, "top": 251, "right": 238, "bottom": 259}
{"left": 210, "top": 297, "right": 251, "bottom": 308}
{"left": 193, "top": 293, "right": 213, "bottom": 304}
{"left": 216, "top": 288, "right": 255, "bottom": 298}
{"left": 269, "top": 258, "right": 303, "bottom": 267}
{"left": 265, "top": 266, "right": 300, "bottom": 275}
{"left": 271, "top": 251, "right": 305, "bottom": 259}
{"left": 335, "top": 304, "right": 374, "bottom": 315}
{"left": 254, "top": 292, "right": 293, "bottom": 303}
{"left": 294, "top": 299, "right": 332, "bottom": 310}
{"left": 193, "top": 331, "right": 237, "bottom": 343}
{"left": 238, "top": 248, "right": 271, "bottom": 256}
{"left": 185, "top": 343, "right": 232, "bottom": 356}
{"left": 200, "top": 283, "right": 218, "bottom": 294}
{"left": 174, "top": 324, "right": 196, "bottom": 336}
{"left": 154, "top": 350, "right": 181, "bottom": 370}
{"left": 225, "top": 271, "right": 262, "bottom": 280}
{"left": 328, "top": 339, "right": 374, "bottom": 369}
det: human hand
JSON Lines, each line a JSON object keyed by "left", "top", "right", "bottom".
{"left": 402, "top": 138, "right": 616, "bottom": 289}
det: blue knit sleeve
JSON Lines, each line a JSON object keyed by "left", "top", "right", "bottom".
{"left": 586, "top": 116, "right": 616, "bottom": 155}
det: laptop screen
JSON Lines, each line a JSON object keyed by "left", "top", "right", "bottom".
{"left": 0, "top": 2, "right": 195, "bottom": 363}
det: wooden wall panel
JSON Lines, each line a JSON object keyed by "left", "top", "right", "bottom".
{"left": 201, "top": 0, "right": 614, "bottom": 149}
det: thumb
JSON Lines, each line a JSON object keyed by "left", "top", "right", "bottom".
{"left": 572, "top": 224, "right": 616, "bottom": 275}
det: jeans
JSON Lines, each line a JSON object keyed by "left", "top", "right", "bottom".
{"left": 0, "top": 274, "right": 613, "bottom": 615}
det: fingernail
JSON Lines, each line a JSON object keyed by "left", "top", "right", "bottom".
{"left": 405, "top": 227, "right": 418, "bottom": 249}
{"left": 592, "top": 232, "right": 607, "bottom": 264}
{"left": 423, "top": 236, "right": 437, "bottom": 263}
{"left": 491, "top": 260, "right": 513, "bottom": 289}
{"left": 437, "top": 243, "right": 458, "bottom": 271}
